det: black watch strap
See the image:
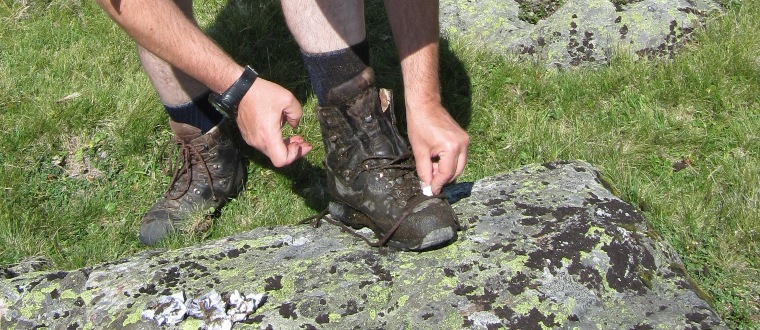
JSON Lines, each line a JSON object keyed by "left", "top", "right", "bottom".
{"left": 210, "top": 65, "right": 258, "bottom": 119}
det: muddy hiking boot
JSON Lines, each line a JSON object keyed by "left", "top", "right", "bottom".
{"left": 315, "top": 68, "right": 460, "bottom": 251}
{"left": 139, "top": 119, "right": 246, "bottom": 246}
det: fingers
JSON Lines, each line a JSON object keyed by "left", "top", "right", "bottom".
{"left": 269, "top": 104, "right": 309, "bottom": 167}
{"left": 252, "top": 100, "right": 310, "bottom": 167}
{"left": 417, "top": 140, "right": 469, "bottom": 195}
{"left": 455, "top": 147, "right": 467, "bottom": 178}
{"left": 429, "top": 151, "right": 459, "bottom": 195}
{"left": 283, "top": 136, "right": 312, "bottom": 165}
{"left": 237, "top": 78, "right": 311, "bottom": 167}
{"left": 282, "top": 104, "right": 302, "bottom": 129}
{"left": 266, "top": 135, "right": 312, "bottom": 168}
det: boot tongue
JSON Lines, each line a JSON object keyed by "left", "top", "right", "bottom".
{"left": 169, "top": 120, "right": 204, "bottom": 143}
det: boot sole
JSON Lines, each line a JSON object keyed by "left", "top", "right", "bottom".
{"left": 328, "top": 202, "right": 456, "bottom": 251}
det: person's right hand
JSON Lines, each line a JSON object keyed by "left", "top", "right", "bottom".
{"left": 236, "top": 78, "right": 312, "bottom": 167}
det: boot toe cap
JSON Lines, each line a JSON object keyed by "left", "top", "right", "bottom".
{"left": 389, "top": 198, "right": 459, "bottom": 251}
{"left": 139, "top": 212, "right": 176, "bottom": 246}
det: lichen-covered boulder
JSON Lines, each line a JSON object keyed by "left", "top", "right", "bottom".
{"left": 439, "top": 0, "right": 721, "bottom": 68}
{"left": 0, "top": 161, "right": 724, "bottom": 329}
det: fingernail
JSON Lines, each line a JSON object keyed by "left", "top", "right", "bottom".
{"left": 420, "top": 181, "right": 433, "bottom": 197}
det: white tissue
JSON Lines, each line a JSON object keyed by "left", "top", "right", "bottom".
{"left": 421, "top": 182, "right": 433, "bottom": 197}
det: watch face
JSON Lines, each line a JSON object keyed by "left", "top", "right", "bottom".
{"left": 209, "top": 93, "right": 236, "bottom": 119}
{"left": 208, "top": 66, "right": 256, "bottom": 120}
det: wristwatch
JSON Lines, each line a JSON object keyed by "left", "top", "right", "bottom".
{"left": 209, "top": 65, "right": 258, "bottom": 119}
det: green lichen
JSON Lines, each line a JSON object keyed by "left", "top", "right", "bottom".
{"left": 397, "top": 294, "right": 409, "bottom": 308}
{"left": 506, "top": 254, "right": 530, "bottom": 274}
{"left": 538, "top": 296, "right": 574, "bottom": 328}
{"left": 20, "top": 291, "right": 45, "bottom": 319}
{"left": 639, "top": 269, "right": 654, "bottom": 289}
{"left": 60, "top": 289, "right": 78, "bottom": 300}
{"left": 439, "top": 273, "right": 459, "bottom": 289}
{"left": 442, "top": 311, "right": 465, "bottom": 328}
{"left": 516, "top": 179, "right": 546, "bottom": 194}
{"left": 328, "top": 313, "right": 342, "bottom": 322}
{"left": 40, "top": 284, "right": 58, "bottom": 295}
{"left": 180, "top": 318, "right": 203, "bottom": 329}
{"left": 80, "top": 290, "right": 93, "bottom": 306}
{"left": 367, "top": 285, "right": 392, "bottom": 310}
{"left": 121, "top": 308, "right": 143, "bottom": 327}
{"left": 594, "top": 229, "right": 614, "bottom": 248}
{"left": 397, "top": 261, "right": 416, "bottom": 270}
{"left": 512, "top": 291, "right": 541, "bottom": 314}
{"left": 269, "top": 273, "right": 296, "bottom": 302}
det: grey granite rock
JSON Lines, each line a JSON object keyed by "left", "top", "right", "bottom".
{"left": 439, "top": 0, "right": 722, "bottom": 68}
{"left": 0, "top": 161, "right": 724, "bottom": 329}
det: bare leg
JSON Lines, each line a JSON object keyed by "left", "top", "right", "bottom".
{"left": 137, "top": 0, "right": 208, "bottom": 105}
{"left": 138, "top": 47, "right": 208, "bottom": 105}
{"left": 280, "top": 0, "right": 365, "bottom": 53}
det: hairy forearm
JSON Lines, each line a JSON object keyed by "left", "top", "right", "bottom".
{"left": 383, "top": 0, "right": 442, "bottom": 110}
{"left": 95, "top": 0, "right": 242, "bottom": 93}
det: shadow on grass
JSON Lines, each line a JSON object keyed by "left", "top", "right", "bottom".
{"left": 204, "top": 0, "right": 472, "bottom": 213}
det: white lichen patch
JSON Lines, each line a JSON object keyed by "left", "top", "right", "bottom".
{"left": 142, "top": 290, "right": 265, "bottom": 329}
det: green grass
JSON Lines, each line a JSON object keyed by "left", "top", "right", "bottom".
{"left": 1, "top": 0, "right": 759, "bottom": 327}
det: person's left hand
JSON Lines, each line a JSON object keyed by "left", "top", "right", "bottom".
{"left": 406, "top": 103, "right": 469, "bottom": 195}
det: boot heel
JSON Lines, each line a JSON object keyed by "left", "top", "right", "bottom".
{"left": 328, "top": 201, "right": 371, "bottom": 230}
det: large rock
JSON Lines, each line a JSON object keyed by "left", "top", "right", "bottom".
{"left": 439, "top": 0, "right": 722, "bottom": 68}
{"left": 0, "top": 161, "right": 724, "bottom": 329}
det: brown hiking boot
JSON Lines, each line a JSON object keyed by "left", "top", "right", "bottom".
{"left": 139, "top": 119, "right": 246, "bottom": 245}
{"left": 315, "top": 68, "right": 459, "bottom": 251}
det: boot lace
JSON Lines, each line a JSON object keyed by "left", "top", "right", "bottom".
{"left": 159, "top": 138, "right": 217, "bottom": 202}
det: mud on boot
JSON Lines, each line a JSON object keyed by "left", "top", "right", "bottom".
{"left": 139, "top": 119, "right": 246, "bottom": 246}
{"left": 316, "top": 68, "right": 460, "bottom": 251}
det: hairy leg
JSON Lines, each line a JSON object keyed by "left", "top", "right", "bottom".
{"left": 280, "top": 0, "right": 365, "bottom": 53}
{"left": 137, "top": 0, "right": 208, "bottom": 105}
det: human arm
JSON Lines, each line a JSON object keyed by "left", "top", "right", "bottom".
{"left": 383, "top": 0, "right": 469, "bottom": 194}
{"left": 95, "top": 0, "right": 310, "bottom": 167}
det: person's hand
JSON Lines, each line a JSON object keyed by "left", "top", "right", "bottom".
{"left": 236, "top": 78, "right": 312, "bottom": 167}
{"left": 406, "top": 103, "right": 469, "bottom": 195}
